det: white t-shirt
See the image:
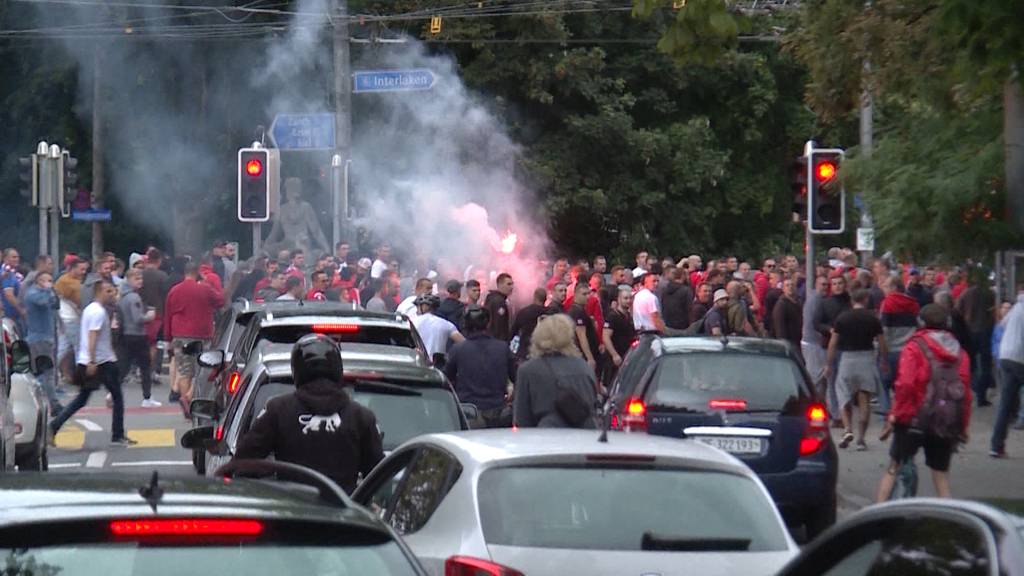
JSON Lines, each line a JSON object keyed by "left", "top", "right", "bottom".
{"left": 78, "top": 301, "right": 117, "bottom": 365}
{"left": 412, "top": 313, "right": 458, "bottom": 358}
{"left": 371, "top": 259, "right": 388, "bottom": 279}
{"left": 632, "top": 288, "right": 661, "bottom": 331}
{"left": 396, "top": 295, "right": 419, "bottom": 318}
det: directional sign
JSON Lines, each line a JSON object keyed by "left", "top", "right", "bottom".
{"left": 269, "top": 113, "right": 336, "bottom": 150}
{"left": 71, "top": 208, "right": 112, "bottom": 222}
{"left": 352, "top": 69, "right": 436, "bottom": 94}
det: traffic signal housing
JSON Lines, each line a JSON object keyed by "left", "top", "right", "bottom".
{"left": 791, "top": 155, "right": 808, "bottom": 218}
{"left": 238, "top": 148, "right": 270, "bottom": 222}
{"left": 807, "top": 149, "right": 845, "bottom": 234}
{"left": 19, "top": 155, "right": 39, "bottom": 205}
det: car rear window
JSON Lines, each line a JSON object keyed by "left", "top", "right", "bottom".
{"left": 248, "top": 380, "right": 462, "bottom": 450}
{"left": 258, "top": 325, "right": 417, "bottom": 349}
{"left": 3, "top": 542, "right": 417, "bottom": 576}
{"left": 647, "top": 353, "right": 805, "bottom": 411}
{"left": 478, "top": 466, "right": 788, "bottom": 552}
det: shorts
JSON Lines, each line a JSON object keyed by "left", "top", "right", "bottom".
{"left": 172, "top": 338, "right": 206, "bottom": 379}
{"left": 889, "top": 425, "right": 955, "bottom": 472}
{"left": 58, "top": 321, "right": 80, "bottom": 359}
{"left": 145, "top": 313, "right": 162, "bottom": 346}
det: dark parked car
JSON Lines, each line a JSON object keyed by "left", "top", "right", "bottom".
{"left": 0, "top": 461, "right": 428, "bottom": 576}
{"left": 605, "top": 336, "right": 838, "bottom": 538}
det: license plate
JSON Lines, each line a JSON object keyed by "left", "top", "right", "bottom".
{"left": 694, "top": 436, "right": 764, "bottom": 454}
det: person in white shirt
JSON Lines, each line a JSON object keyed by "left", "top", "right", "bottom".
{"left": 990, "top": 292, "right": 1024, "bottom": 458}
{"left": 631, "top": 250, "right": 649, "bottom": 279}
{"left": 397, "top": 277, "right": 434, "bottom": 318}
{"left": 370, "top": 243, "right": 391, "bottom": 279}
{"left": 411, "top": 294, "right": 464, "bottom": 367}
{"left": 632, "top": 273, "right": 667, "bottom": 333}
{"left": 48, "top": 278, "right": 137, "bottom": 447}
{"left": 277, "top": 276, "right": 304, "bottom": 301}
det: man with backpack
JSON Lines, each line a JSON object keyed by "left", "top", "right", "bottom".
{"left": 875, "top": 304, "right": 972, "bottom": 501}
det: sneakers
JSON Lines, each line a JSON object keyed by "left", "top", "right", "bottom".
{"left": 839, "top": 431, "right": 854, "bottom": 449}
{"left": 855, "top": 440, "right": 868, "bottom": 451}
{"left": 989, "top": 449, "right": 1007, "bottom": 459}
{"left": 141, "top": 398, "right": 162, "bottom": 408}
{"left": 106, "top": 392, "right": 113, "bottom": 408}
{"left": 168, "top": 390, "right": 181, "bottom": 403}
{"left": 110, "top": 436, "right": 139, "bottom": 447}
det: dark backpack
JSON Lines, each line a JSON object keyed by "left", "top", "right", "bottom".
{"left": 910, "top": 338, "right": 966, "bottom": 439}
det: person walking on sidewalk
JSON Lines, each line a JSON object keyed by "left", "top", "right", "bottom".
{"left": 118, "top": 269, "right": 160, "bottom": 408}
{"left": 876, "top": 304, "right": 971, "bottom": 501}
{"left": 990, "top": 292, "right": 1024, "bottom": 458}
{"left": 49, "top": 279, "right": 137, "bottom": 447}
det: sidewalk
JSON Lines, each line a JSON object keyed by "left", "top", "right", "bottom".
{"left": 835, "top": 401, "right": 1024, "bottom": 513}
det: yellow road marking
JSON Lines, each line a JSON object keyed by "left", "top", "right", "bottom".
{"left": 125, "top": 429, "right": 176, "bottom": 448}
{"left": 55, "top": 428, "right": 85, "bottom": 450}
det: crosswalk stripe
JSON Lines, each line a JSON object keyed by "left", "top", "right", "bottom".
{"left": 86, "top": 451, "right": 108, "bottom": 468}
{"left": 125, "top": 429, "right": 177, "bottom": 448}
{"left": 55, "top": 428, "right": 85, "bottom": 450}
{"left": 75, "top": 418, "right": 103, "bottom": 432}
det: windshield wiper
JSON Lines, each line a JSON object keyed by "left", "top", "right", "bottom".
{"left": 641, "top": 532, "right": 751, "bottom": 552}
{"left": 351, "top": 380, "right": 422, "bottom": 397}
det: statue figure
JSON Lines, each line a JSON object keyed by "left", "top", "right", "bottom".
{"left": 265, "top": 177, "right": 330, "bottom": 258}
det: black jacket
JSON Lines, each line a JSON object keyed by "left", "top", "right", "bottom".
{"left": 484, "top": 290, "right": 511, "bottom": 341}
{"left": 436, "top": 297, "right": 467, "bottom": 330}
{"left": 445, "top": 332, "right": 516, "bottom": 411}
{"left": 234, "top": 378, "right": 384, "bottom": 493}
{"left": 814, "top": 293, "right": 852, "bottom": 340}
{"left": 661, "top": 282, "right": 692, "bottom": 329}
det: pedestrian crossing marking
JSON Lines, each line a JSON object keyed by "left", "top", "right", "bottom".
{"left": 55, "top": 428, "right": 85, "bottom": 450}
{"left": 125, "top": 429, "right": 176, "bottom": 448}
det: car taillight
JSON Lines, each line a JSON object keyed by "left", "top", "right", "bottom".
{"left": 630, "top": 338, "right": 640, "bottom": 349}
{"left": 708, "top": 398, "right": 747, "bottom": 411}
{"left": 312, "top": 323, "right": 360, "bottom": 334}
{"left": 227, "top": 372, "right": 241, "bottom": 394}
{"left": 615, "top": 397, "right": 648, "bottom": 432}
{"left": 800, "top": 402, "right": 828, "bottom": 457}
{"left": 110, "top": 519, "right": 263, "bottom": 537}
{"left": 215, "top": 425, "right": 224, "bottom": 441}
{"left": 445, "top": 556, "right": 524, "bottom": 576}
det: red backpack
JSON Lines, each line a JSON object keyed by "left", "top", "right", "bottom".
{"left": 910, "top": 338, "right": 966, "bottom": 439}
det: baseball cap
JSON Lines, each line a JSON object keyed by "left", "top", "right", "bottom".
{"left": 909, "top": 267, "right": 921, "bottom": 276}
{"left": 714, "top": 289, "right": 729, "bottom": 302}
{"left": 357, "top": 257, "right": 372, "bottom": 269}
{"left": 445, "top": 279, "right": 463, "bottom": 294}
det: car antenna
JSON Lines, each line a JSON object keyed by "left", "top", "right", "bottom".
{"left": 139, "top": 470, "right": 164, "bottom": 513}
{"left": 598, "top": 400, "right": 615, "bottom": 443}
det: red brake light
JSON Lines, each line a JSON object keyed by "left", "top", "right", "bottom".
{"left": 800, "top": 402, "right": 829, "bottom": 457}
{"left": 616, "top": 397, "right": 648, "bottom": 432}
{"left": 312, "top": 323, "right": 360, "bottom": 334}
{"left": 110, "top": 519, "right": 263, "bottom": 537}
{"left": 630, "top": 338, "right": 640, "bottom": 349}
{"left": 215, "top": 425, "right": 224, "bottom": 441}
{"left": 807, "top": 403, "right": 827, "bottom": 425}
{"left": 445, "top": 556, "right": 524, "bottom": 576}
{"left": 799, "top": 436, "right": 825, "bottom": 456}
{"left": 709, "top": 399, "right": 747, "bottom": 411}
{"left": 245, "top": 159, "right": 263, "bottom": 177}
{"left": 227, "top": 372, "right": 241, "bottom": 394}
{"left": 627, "top": 398, "right": 646, "bottom": 416}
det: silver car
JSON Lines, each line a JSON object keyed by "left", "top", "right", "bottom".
{"left": 351, "top": 429, "right": 799, "bottom": 576}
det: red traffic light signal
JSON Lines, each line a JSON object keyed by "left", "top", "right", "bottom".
{"left": 815, "top": 160, "right": 836, "bottom": 182}
{"left": 245, "top": 158, "right": 263, "bottom": 177}
{"left": 807, "top": 149, "right": 845, "bottom": 234}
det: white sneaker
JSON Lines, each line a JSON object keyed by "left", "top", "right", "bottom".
{"left": 141, "top": 399, "right": 162, "bottom": 408}
{"left": 106, "top": 392, "right": 113, "bottom": 408}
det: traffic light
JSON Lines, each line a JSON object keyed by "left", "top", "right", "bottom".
{"left": 791, "top": 155, "right": 808, "bottom": 218}
{"left": 61, "top": 151, "right": 78, "bottom": 205}
{"left": 238, "top": 148, "right": 270, "bottom": 222}
{"left": 19, "top": 155, "right": 39, "bottom": 204}
{"left": 807, "top": 148, "right": 845, "bottom": 234}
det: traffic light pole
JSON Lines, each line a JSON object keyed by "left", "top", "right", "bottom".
{"left": 332, "top": 0, "right": 352, "bottom": 248}
{"left": 804, "top": 140, "right": 816, "bottom": 303}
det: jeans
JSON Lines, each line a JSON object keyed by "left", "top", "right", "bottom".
{"left": 969, "top": 330, "right": 995, "bottom": 403}
{"left": 49, "top": 362, "right": 125, "bottom": 440}
{"left": 990, "top": 359, "right": 1024, "bottom": 453}
{"left": 27, "top": 340, "right": 61, "bottom": 411}
{"left": 119, "top": 335, "right": 153, "bottom": 400}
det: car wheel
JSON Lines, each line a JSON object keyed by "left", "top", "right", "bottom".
{"left": 804, "top": 500, "right": 837, "bottom": 540}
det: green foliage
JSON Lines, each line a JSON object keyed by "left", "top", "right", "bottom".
{"left": 635, "top": 0, "right": 750, "bottom": 67}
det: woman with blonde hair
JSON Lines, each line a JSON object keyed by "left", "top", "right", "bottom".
{"left": 513, "top": 314, "right": 598, "bottom": 428}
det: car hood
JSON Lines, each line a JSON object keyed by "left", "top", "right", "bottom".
{"left": 487, "top": 545, "right": 796, "bottom": 576}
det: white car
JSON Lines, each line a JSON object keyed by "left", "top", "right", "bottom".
{"left": 0, "top": 324, "right": 19, "bottom": 471}
{"left": 351, "top": 429, "right": 799, "bottom": 576}
{"left": 3, "top": 319, "right": 50, "bottom": 470}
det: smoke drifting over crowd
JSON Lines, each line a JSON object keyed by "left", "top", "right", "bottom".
{"left": 29, "top": 0, "right": 549, "bottom": 290}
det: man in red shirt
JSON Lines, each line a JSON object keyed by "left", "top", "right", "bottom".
{"left": 306, "top": 270, "right": 329, "bottom": 301}
{"left": 164, "top": 262, "right": 224, "bottom": 417}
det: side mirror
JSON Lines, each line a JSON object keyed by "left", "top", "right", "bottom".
{"left": 198, "top": 350, "right": 226, "bottom": 368}
{"left": 183, "top": 340, "right": 204, "bottom": 356}
{"left": 180, "top": 425, "right": 214, "bottom": 450}
{"left": 460, "top": 402, "right": 480, "bottom": 423}
{"left": 33, "top": 355, "right": 54, "bottom": 375}
{"left": 10, "top": 341, "right": 32, "bottom": 374}
{"left": 190, "top": 398, "right": 219, "bottom": 420}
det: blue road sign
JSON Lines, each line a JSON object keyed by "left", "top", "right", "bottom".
{"left": 352, "top": 69, "right": 436, "bottom": 93}
{"left": 71, "top": 208, "right": 112, "bottom": 222}
{"left": 269, "top": 113, "right": 336, "bottom": 150}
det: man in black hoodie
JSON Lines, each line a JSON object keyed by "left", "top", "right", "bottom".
{"left": 815, "top": 274, "right": 853, "bottom": 422}
{"left": 484, "top": 273, "right": 514, "bottom": 342}
{"left": 661, "top": 267, "right": 692, "bottom": 330}
{"left": 233, "top": 334, "right": 383, "bottom": 493}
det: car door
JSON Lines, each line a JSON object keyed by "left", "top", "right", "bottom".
{"left": 777, "top": 506, "right": 1000, "bottom": 576}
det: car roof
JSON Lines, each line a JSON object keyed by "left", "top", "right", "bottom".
{"left": 656, "top": 336, "right": 795, "bottom": 357}
{"left": 255, "top": 343, "right": 443, "bottom": 384}
{"left": 406, "top": 429, "right": 755, "bottom": 476}
{"left": 0, "top": 472, "right": 382, "bottom": 530}
{"left": 256, "top": 303, "right": 408, "bottom": 325}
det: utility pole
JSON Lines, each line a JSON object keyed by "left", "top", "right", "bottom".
{"left": 804, "top": 139, "right": 816, "bottom": 302}
{"left": 91, "top": 46, "right": 105, "bottom": 261}
{"left": 858, "top": 60, "right": 875, "bottom": 262}
{"left": 332, "top": 0, "right": 352, "bottom": 248}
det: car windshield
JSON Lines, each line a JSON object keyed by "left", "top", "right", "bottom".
{"left": 258, "top": 325, "right": 417, "bottom": 349}
{"left": 648, "top": 353, "right": 804, "bottom": 412}
{"left": 3, "top": 542, "right": 416, "bottom": 576}
{"left": 477, "top": 466, "right": 789, "bottom": 552}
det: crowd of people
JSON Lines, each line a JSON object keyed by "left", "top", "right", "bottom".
{"left": 1, "top": 240, "right": 1021, "bottom": 468}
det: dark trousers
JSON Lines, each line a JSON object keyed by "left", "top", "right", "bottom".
{"left": 119, "top": 335, "right": 153, "bottom": 399}
{"left": 991, "top": 359, "right": 1024, "bottom": 453}
{"left": 969, "top": 330, "right": 995, "bottom": 402}
{"left": 50, "top": 362, "right": 125, "bottom": 440}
